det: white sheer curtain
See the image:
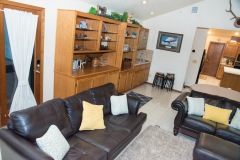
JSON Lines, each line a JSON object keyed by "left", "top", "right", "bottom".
{"left": 4, "top": 9, "right": 38, "bottom": 115}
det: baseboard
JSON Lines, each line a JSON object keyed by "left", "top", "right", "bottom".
{"left": 145, "top": 82, "right": 182, "bottom": 93}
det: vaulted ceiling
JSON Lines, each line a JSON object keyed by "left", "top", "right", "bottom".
{"left": 80, "top": 0, "right": 204, "bottom": 21}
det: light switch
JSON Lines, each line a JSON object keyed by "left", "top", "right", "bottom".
{"left": 192, "top": 60, "right": 197, "bottom": 63}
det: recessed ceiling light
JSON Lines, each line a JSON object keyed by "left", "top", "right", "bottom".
{"left": 208, "top": 31, "right": 211, "bottom": 34}
{"left": 142, "top": 0, "right": 147, "bottom": 4}
{"left": 150, "top": 12, "right": 154, "bottom": 15}
{"left": 235, "top": 32, "right": 239, "bottom": 36}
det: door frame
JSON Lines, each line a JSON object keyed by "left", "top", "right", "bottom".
{"left": 0, "top": 0, "right": 44, "bottom": 126}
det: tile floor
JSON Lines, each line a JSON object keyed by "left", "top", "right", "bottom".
{"left": 197, "top": 74, "right": 220, "bottom": 86}
{"left": 125, "top": 83, "right": 182, "bottom": 133}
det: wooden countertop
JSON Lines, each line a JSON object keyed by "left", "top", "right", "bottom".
{"left": 224, "top": 67, "right": 240, "bottom": 75}
{"left": 55, "top": 65, "right": 119, "bottom": 78}
{"left": 191, "top": 84, "right": 240, "bottom": 102}
{"left": 134, "top": 61, "right": 151, "bottom": 66}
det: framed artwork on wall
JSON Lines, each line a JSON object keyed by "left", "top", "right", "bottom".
{"left": 156, "top": 31, "right": 183, "bottom": 53}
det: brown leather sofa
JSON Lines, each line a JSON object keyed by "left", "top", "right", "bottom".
{"left": 171, "top": 90, "right": 240, "bottom": 145}
{"left": 0, "top": 83, "right": 147, "bottom": 160}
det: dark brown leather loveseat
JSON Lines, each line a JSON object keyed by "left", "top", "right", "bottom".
{"left": 0, "top": 83, "right": 147, "bottom": 160}
{"left": 171, "top": 90, "right": 240, "bottom": 145}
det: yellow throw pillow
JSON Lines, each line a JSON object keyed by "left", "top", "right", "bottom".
{"left": 203, "top": 104, "right": 232, "bottom": 125}
{"left": 80, "top": 101, "right": 105, "bottom": 131}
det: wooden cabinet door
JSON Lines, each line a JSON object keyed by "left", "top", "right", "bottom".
{"left": 93, "top": 74, "right": 108, "bottom": 88}
{"left": 132, "top": 70, "right": 140, "bottom": 88}
{"left": 76, "top": 78, "right": 93, "bottom": 94}
{"left": 107, "top": 71, "right": 119, "bottom": 89}
{"left": 142, "top": 30, "right": 149, "bottom": 49}
{"left": 201, "top": 42, "right": 225, "bottom": 77}
{"left": 143, "top": 69, "right": 150, "bottom": 82}
{"left": 216, "top": 65, "right": 224, "bottom": 79}
{"left": 118, "top": 72, "right": 127, "bottom": 93}
{"left": 137, "top": 28, "right": 149, "bottom": 50}
{"left": 223, "top": 44, "right": 238, "bottom": 58}
{"left": 125, "top": 71, "right": 133, "bottom": 91}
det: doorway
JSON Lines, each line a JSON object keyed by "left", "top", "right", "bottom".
{"left": 0, "top": 1, "right": 45, "bottom": 126}
{"left": 197, "top": 28, "right": 239, "bottom": 86}
{"left": 201, "top": 42, "right": 225, "bottom": 76}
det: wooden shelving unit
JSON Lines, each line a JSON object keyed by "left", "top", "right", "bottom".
{"left": 54, "top": 9, "right": 149, "bottom": 97}
{"left": 54, "top": 10, "right": 121, "bottom": 98}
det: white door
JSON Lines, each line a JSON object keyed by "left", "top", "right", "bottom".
{"left": 184, "top": 28, "right": 208, "bottom": 86}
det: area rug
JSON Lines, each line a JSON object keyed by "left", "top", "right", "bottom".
{"left": 117, "top": 126, "right": 195, "bottom": 160}
{"left": 127, "top": 91, "right": 153, "bottom": 107}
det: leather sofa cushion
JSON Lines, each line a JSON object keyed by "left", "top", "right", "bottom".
{"left": 104, "top": 112, "right": 147, "bottom": 132}
{"left": 215, "top": 123, "right": 240, "bottom": 145}
{"left": 64, "top": 90, "right": 95, "bottom": 135}
{"left": 8, "top": 99, "right": 73, "bottom": 143}
{"left": 221, "top": 98, "right": 240, "bottom": 121}
{"left": 64, "top": 135, "right": 107, "bottom": 160}
{"left": 182, "top": 115, "right": 216, "bottom": 134}
{"left": 89, "top": 83, "right": 118, "bottom": 116}
{"left": 193, "top": 133, "right": 240, "bottom": 160}
{"left": 75, "top": 122, "right": 130, "bottom": 159}
{"left": 191, "top": 90, "right": 224, "bottom": 107}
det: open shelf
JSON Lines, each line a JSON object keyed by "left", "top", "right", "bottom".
{"left": 102, "top": 31, "right": 118, "bottom": 34}
{"left": 76, "top": 28, "right": 98, "bottom": 31}
{"left": 101, "top": 40, "right": 117, "bottom": 42}
{"left": 125, "top": 36, "right": 137, "bottom": 39}
{"left": 74, "top": 49, "right": 116, "bottom": 54}
{"left": 75, "top": 38, "right": 97, "bottom": 41}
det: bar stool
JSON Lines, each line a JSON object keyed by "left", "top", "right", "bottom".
{"left": 163, "top": 73, "right": 175, "bottom": 91}
{"left": 152, "top": 72, "right": 165, "bottom": 89}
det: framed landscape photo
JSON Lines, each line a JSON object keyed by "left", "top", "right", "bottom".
{"left": 156, "top": 31, "right": 183, "bottom": 53}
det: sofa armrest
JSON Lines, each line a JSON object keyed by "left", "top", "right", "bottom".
{"left": 0, "top": 129, "right": 52, "bottom": 160}
{"left": 171, "top": 91, "right": 191, "bottom": 135}
{"left": 127, "top": 95, "right": 140, "bottom": 115}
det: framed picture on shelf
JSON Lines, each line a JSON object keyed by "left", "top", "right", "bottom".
{"left": 156, "top": 31, "right": 183, "bottom": 53}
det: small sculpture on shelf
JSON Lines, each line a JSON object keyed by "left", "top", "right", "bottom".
{"left": 123, "top": 44, "right": 130, "bottom": 52}
{"left": 132, "top": 32, "right": 137, "bottom": 38}
{"left": 79, "top": 33, "right": 87, "bottom": 39}
{"left": 74, "top": 44, "right": 84, "bottom": 51}
{"left": 126, "top": 31, "right": 130, "bottom": 37}
{"left": 127, "top": 12, "right": 133, "bottom": 23}
{"left": 100, "top": 45, "right": 109, "bottom": 50}
{"left": 75, "top": 33, "right": 87, "bottom": 39}
{"left": 80, "top": 20, "right": 88, "bottom": 29}
{"left": 102, "top": 22, "right": 108, "bottom": 32}
{"left": 97, "top": 5, "right": 107, "bottom": 17}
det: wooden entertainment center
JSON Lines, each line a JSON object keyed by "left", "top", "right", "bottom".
{"left": 54, "top": 10, "right": 150, "bottom": 98}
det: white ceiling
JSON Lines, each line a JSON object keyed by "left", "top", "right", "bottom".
{"left": 80, "top": 0, "right": 204, "bottom": 21}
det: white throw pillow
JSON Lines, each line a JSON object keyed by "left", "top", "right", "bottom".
{"left": 36, "top": 125, "right": 70, "bottom": 160}
{"left": 230, "top": 108, "right": 240, "bottom": 130}
{"left": 110, "top": 94, "right": 129, "bottom": 115}
{"left": 187, "top": 96, "right": 205, "bottom": 116}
